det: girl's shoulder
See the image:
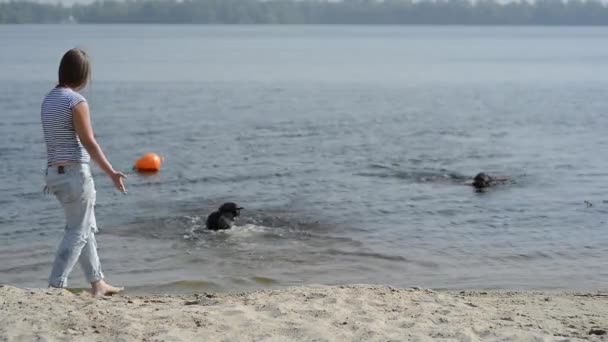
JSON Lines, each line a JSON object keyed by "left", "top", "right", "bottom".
{"left": 45, "top": 87, "right": 87, "bottom": 109}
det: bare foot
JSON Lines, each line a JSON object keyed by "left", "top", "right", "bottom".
{"left": 91, "top": 280, "right": 124, "bottom": 298}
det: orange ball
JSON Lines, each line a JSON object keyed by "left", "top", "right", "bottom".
{"left": 135, "top": 153, "right": 163, "bottom": 172}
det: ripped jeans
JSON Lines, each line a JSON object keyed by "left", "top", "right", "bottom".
{"left": 46, "top": 163, "right": 104, "bottom": 288}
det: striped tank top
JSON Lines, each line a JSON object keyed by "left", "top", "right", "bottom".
{"left": 41, "top": 87, "right": 91, "bottom": 167}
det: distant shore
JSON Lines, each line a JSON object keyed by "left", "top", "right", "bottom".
{"left": 1, "top": 284, "right": 606, "bottom": 341}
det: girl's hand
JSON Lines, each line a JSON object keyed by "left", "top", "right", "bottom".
{"left": 109, "top": 170, "right": 127, "bottom": 193}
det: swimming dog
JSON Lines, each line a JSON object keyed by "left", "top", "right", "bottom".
{"left": 470, "top": 172, "right": 510, "bottom": 189}
{"left": 206, "top": 202, "right": 243, "bottom": 230}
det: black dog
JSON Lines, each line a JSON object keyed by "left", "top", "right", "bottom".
{"left": 206, "top": 202, "right": 243, "bottom": 230}
{"left": 471, "top": 172, "right": 510, "bottom": 189}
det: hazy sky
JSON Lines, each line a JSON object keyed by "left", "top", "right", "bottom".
{"left": 6, "top": 0, "right": 608, "bottom": 5}
{"left": 1, "top": 0, "right": 96, "bottom": 4}
{"left": 3, "top": 0, "right": 512, "bottom": 4}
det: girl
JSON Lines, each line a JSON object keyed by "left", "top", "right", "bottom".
{"left": 41, "top": 48, "right": 125, "bottom": 297}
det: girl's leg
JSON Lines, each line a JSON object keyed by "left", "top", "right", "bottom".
{"left": 79, "top": 231, "right": 104, "bottom": 284}
{"left": 79, "top": 231, "right": 123, "bottom": 296}
{"left": 48, "top": 179, "right": 96, "bottom": 288}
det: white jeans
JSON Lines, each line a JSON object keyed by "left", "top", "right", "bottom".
{"left": 45, "top": 163, "right": 103, "bottom": 288}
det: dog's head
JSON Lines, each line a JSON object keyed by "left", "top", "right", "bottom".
{"left": 472, "top": 172, "right": 492, "bottom": 188}
{"left": 218, "top": 202, "right": 243, "bottom": 219}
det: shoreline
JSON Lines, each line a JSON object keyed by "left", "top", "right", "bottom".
{"left": 1, "top": 284, "right": 606, "bottom": 341}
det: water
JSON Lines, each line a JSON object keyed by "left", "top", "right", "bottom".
{"left": 1, "top": 25, "right": 608, "bottom": 292}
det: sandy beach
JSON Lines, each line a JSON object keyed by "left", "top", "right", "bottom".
{"left": 1, "top": 285, "right": 606, "bottom": 342}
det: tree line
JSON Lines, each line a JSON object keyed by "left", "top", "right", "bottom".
{"left": 2, "top": 0, "right": 608, "bottom": 25}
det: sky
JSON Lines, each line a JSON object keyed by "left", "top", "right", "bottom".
{"left": 5, "top": 0, "right": 608, "bottom": 5}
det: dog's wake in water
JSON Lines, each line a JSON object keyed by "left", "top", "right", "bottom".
{"left": 357, "top": 165, "right": 514, "bottom": 190}
{"left": 184, "top": 223, "right": 284, "bottom": 241}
